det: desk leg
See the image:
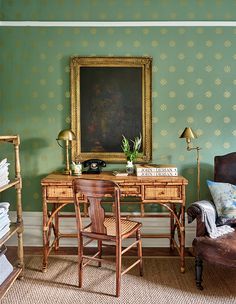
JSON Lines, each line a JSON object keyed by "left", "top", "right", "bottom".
{"left": 180, "top": 204, "right": 185, "bottom": 273}
{"left": 170, "top": 204, "right": 175, "bottom": 251}
{"left": 54, "top": 204, "right": 59, "bottom": 250}
{"left": 42, "top": 186, "right": 48, "bottom": 272}
{"left": 173, "top": 204, "right": 186, "bottom": 273}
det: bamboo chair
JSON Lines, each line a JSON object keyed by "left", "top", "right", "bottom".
{"left": 73, "top": 178, "right": 143, "bottom": 297}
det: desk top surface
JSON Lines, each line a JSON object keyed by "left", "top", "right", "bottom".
{"left": 41, "top": 171, "right": 188, "bottom": 185}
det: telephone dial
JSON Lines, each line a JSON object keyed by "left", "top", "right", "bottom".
{"left": 83, "top": 159, "right": 106, "bottom": 174}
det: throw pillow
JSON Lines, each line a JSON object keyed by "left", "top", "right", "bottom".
{"left": 207, "top": 180, "right": 236, "bottom": 218}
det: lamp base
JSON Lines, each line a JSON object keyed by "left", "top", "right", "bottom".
{"left": 63, "top": 169, "right": 71, "bottom": 175}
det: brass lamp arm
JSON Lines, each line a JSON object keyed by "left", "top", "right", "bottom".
{"left": 186, "top": 144, "right": 201, "bottom": 201}
{"left": 186, "top": 145, "right": 201, "bottom": 152}
{"left": 179, "top": 126, "right": 201, "bottom": 201}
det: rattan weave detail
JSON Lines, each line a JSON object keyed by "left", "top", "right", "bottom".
{"left": 83, "top": 217, "right": 139, "bottom": 236}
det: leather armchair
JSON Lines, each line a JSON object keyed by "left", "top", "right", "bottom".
{"left": 187, "top": 152, "right": 236, "bottom": 290}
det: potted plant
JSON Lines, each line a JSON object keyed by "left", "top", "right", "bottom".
{"left": 121, "top": 134, "right": 142, "bottom": 174}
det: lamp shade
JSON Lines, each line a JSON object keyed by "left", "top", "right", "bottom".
{"left": 57, "top": 129, "right": 76, "bottom": 141}
{"left": 179, "top": 127, "right": 197, "bottom": 140}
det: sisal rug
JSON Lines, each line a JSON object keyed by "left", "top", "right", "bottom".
{"left": 1, "top": 256, "right": 235, "bottom": 304}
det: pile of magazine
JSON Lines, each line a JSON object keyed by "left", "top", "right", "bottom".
{"left": 136, "top": 164, "right": 178, "bottom": 177}
{"left": 0, "top": 245, "right": 13, "bottom": 286}
{"left": 0, "top": 202, "right": 11, "bottom": 239}
{"left": 0, "top": 158, "right": 10, "bottom": 188}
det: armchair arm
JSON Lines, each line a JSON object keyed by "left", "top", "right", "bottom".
{"left": 187, "top": 203, "right": 209, "bottom": 237}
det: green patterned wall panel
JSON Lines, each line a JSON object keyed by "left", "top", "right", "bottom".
{"left": 1, "top": 0, "right": 236, "bottom": 21}
{"left": 0, "top": 0, "right": 236, "bottom": 211}
{"left": 0, "top": 24, "right": 236, "bottom": 211}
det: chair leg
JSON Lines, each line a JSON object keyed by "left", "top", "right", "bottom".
{"left": 98, "top": 240, "right": 102, "bottom": 267}
{"left": 115, "top": 240, "right": 122, "bottom": 297}
{"left": 78, "top": 234, "right": 83, "bottom": 288}
{"left": 136, "top": 229, "right": 143, "bottom": 276}
{"left": 195, "top": 256, "right": 203, "bottom": 290}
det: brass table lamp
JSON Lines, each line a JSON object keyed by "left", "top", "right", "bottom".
{"left": 179, "top": 127, "right": 201, "bottom": 201}
{"left": 57, "top": 129, "right": 76, "bottom": 175}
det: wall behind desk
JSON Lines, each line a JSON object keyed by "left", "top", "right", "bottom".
{"left": 0, "top": 1, "right": 236, "bottom": 211}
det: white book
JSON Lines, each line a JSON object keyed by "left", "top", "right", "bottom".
{"left": 136, "top": 171, "right": 178, "bottom": 177}
{"left": 136, "top": 171, "right": 157, "bottom": 177}
{"left": 136, "top": 164, "right": 177, "bottom": 172}
{"left": 154, "top": 172, "right": 178, "bottom": 176}
{"left": 136, "top": 164, "right": 178, "bottom": 177}
{"left": 155, "top": 168, "right": 178, "bottom": 172}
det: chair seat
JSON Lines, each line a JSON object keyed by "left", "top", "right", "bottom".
{"left": 193, "top": 229, "right": 236, "bottom": 267}
{"left": 83, "top": 217, "right": 141, "bottom": 237}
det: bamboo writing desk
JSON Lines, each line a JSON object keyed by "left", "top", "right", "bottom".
{"left": 41, "top": 172, "right": 188, "bottom": 272}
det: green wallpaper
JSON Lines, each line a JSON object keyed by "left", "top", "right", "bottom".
{"left": 1, "top": 0, "right": 236, "bottom": 21}
{"left": 0, "top": 1, "right": 236, "bottom": 211}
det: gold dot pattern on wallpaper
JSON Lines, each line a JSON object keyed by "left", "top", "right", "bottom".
{"left": 0, "top": 24, "right": 236, "bottom": 210}
{"left": 1, "top": 0, "right": 236, "bottom": 21}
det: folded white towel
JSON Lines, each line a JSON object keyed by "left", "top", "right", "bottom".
{"left": 0, "top": 158, "right": 8, "bottom": 169}
{"left": 0, "top": 170, "right": 9, "bottom": 179}
{"left": 0, "top": 225, "right": 10, "bottom": 239}
{"left": 0, "top": 202, "right": 10, "bottom": 216}
{"left": 0, "top": 179, "right": 10, "bottom": 187}
{"left": 0, "top": 212, "right": 9, "bottom": 220}
{"left": 0, "top": 254, "right": 14, "bottom": 285}
{"left": 193, "top": 200, "right": 235, "bottom": 239}
{"left": 0, "top": 215, "right": 10, "bottom": 230}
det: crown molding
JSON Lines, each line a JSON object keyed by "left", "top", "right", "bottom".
{"left": 0, "top": 21, "right": 236, "bottom": 27}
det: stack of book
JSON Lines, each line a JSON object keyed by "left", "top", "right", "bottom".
{"left": 136, "top": 164, "right": 178, "bottom": 177}
{"left": 0, "top": 158, "right": 10, "bottom": 188}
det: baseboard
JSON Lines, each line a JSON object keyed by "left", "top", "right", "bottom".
{"left": 6, "top": 246, "right": 194, "bottom": 258}
{"left": 7, "top": 211, "right": 196, "bottom": 247}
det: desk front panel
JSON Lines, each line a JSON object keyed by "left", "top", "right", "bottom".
{"left": 42, "top": 172, "right": 188, "bottom": 205}
{"left": 143, "top": 185, "right": 182, "bottom": 202}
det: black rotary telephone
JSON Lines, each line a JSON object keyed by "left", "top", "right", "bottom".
{"left": 83, "top": 159, "right": 106, "bottom": 174}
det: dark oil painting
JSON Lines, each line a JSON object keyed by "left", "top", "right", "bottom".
{"left": 80, "top": 67, "right": 142, "bottom": 153}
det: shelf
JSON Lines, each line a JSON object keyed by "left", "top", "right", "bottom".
{"left": 0, "top": 179, "right": 21, "bottom": 193}
{"left": 0, "top": 223, "right": 22, "bottom": 247}
{"left": 0, "top": 267, "right": 23, "bottom": 299}
{"left": 0, "top": 134, "right": 23, "bottom": 300}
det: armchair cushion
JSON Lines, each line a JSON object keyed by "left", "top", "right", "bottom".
{"left": 192, "top": 232, "right": 236, "bottom": 267}
{"left": 207, "top": 180, "right": 236, "bottom": 219}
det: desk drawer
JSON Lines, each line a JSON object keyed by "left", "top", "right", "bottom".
{"left": 120, "top": 185, "right": 141, "bottom": 196}
{"left": 47, "top": 186, "right": 75, "bottom": 200}
{"left": 144, "top": 186, "right": 182, "bottom": 201}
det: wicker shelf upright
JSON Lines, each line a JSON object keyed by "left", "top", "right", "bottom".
{"left": 0, "top": 135, "right": 24, "bottom": 299}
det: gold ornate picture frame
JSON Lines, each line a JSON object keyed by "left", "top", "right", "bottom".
{"left": 70, "top": 56, "right": 152, "bottom": 163}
